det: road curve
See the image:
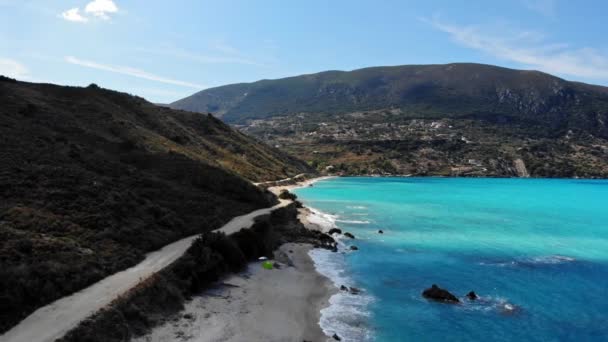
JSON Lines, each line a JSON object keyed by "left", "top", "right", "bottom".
{"left": 0, "top": 199, "right": 290, "bottom": 342}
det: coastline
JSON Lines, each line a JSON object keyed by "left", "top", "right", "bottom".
{"left": 134, "top": 175, "right": 340, "bottom": 342}
{"left": 134, "top": 243, "right": 336, "bottom": 342}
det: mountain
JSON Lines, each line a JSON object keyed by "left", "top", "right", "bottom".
{"left": 171, "top": 63, "right": 608, "bottom": 178}
{"left": 0, "top": 76, "right": 311, "bottom": 332}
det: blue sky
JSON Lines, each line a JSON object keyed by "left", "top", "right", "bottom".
{"left": 1, "top": 0, "right": 607, "bottom": 103}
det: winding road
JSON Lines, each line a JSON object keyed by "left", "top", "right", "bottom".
{"left": 0, "top": 199, "right": 290, "bottom": 342}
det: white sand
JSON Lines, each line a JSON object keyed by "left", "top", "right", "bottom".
{"left": 135, "top": 243, "right": 336, "bottom": 342}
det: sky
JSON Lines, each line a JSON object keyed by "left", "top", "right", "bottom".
{"left": 1, "top": 0, "right": 607, "bottom": 103}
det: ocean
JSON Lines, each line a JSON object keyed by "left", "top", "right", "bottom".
{"left": 293, "top": 177, "right": 608, "bottom": 342}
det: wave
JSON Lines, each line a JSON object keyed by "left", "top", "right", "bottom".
{"left": 458, "top": 295, "right": 521, "bottom": 315}
{"left": 346, "top": 205, "right": 368, "bottom": 210}
{"left": 309, "top": 248, "right": 374, "bottom": 342}
{"left": 336, "top": 219, "right": 371, "bottom": 224}
{"left": 479, "top": 254, "right": 576, "bottom": 268}
{"left": 306, "top": 207, "right": 339, "bottom": 231}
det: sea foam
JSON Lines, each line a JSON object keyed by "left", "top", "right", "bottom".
{"left": 309, "top": 247, "right": 374, "bottom": 342}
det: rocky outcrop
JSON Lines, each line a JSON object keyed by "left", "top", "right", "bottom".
{"left": 422, "top": 284, "right": 460, "bottom": 303}
{"left": 344, "top": 232, "right": 355, "bottom": 239}
{"left": 466, "top": 291, "right": 478, "bottom": 300}
{"left": 328, "top": 228, "right": 342, "bottom": 235}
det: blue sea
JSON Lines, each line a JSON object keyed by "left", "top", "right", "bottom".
{"left": 293, "top": 177, "right": 608, "bottom": 342}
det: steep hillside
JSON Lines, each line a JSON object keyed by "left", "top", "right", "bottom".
{"left": 172, "top": 63, "right": 608, "bottom": 178}
{"left": 0, "top": 76, "right": 310, "bottom": 332}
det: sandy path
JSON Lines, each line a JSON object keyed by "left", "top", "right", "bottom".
{"left": 0, "top": 200, "right": 290, "bottom": 342}
{"left": 134, "top": 243, "right": 335, "bottom": 342}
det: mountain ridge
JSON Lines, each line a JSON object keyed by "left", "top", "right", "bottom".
{"left": 170, "top": 63, "right": 608, "bottom": 178}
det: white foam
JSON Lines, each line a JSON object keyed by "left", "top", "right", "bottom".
{"left": 309, "top": 248, "right": 374, "bottom": 341}
{"left": 306, "top": 206, "right": 338, "bottom": 231}
{"left": 346, "top": 205, "right": 368, "bottom": 210}
{"left": 336, "top": 219, "right": 371, "bottom": 224}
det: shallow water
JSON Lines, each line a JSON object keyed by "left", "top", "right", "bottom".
{"left": 295, "top": 177, "right": 608, "bottom": 341}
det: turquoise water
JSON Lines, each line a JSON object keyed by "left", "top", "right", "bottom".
{"left": 294, "top": 177, "right": 608, "bottom": 342}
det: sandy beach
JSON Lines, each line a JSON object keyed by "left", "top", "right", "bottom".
{"left": 134, "top": 175, "right": 339, "bottom": 342}
{"left": 134, "top": 243, "right": 336, "bottom": 342}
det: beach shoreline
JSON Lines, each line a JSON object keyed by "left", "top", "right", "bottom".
{"left": 134, "top": 175, "right": 340, "bottom": 342}
{"left": 135, "top": 243, "right": 337, "bottom": 342}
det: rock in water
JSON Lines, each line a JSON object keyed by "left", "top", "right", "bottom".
{"left": 466, "top": 291, "right": 478, "bottom": 300}
{"left": 333, "top": 333, "right": 342, "bottom": 341}
{"left": 422, "top": 284, "right": 460, "bottom": 303}
{"left": 344, "top": 232, "right": 355, "bottom": 239}
{"left": 350, "top": 245, "right": 359, "bottom": 251}
{"left": 378, "top": 230, "right": 384, "bottom": 234}
{"left": 340, "top": 285, "right": 348, "bottom": 291}
{"left": 349, "top": 287, "right": 361, "bottom": 295}
{"left": 328, "top": 228, "right": 342, "bottom": 235}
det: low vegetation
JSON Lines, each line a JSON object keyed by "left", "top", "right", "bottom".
{"left": 0, "top": 78, "right": 310, "bottom": 332}
{"left": 57, "top": 204, "right": 334, "bottom": 342}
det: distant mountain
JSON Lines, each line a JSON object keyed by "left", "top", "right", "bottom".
{"left": 171, "top": 63, "right": 608, "bottom": 178}
{"left": 171, "top": 63, "right": 608, "bottom": 138}
{"left": 0, "top": 76, "right": 311, "bottom": 332}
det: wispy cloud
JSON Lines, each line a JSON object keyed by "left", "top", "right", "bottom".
{"left": 65, "top": 56, "right": 205, "bottom": 89}
{"left": 522, "top": 0, "right": 556, "bottom": 17}
{"left": 0, "top": 57, "right": 29, "bottom": 79}
{"left": 423, "top": 16, "right": 608, "bottom": 80}
{"left": 60, "top": 0, "right": 118, "bottom": 23}
{"left": 146, "top": 47, "right": 265, "bottom": 67}
{"left": 61, "top": 8, "right": 88, "bottom": 22}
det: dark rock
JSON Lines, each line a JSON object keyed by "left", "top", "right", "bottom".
{"left": 328, "top": 228, "right": 342, "bottom": 235}
{"left": 340, "top": 285, "right": 348, "bottom": 291}
{"left": 466, "top": 291, "right": 478, "bottom": 300}
{"left": 350, "top": 245, "right": 359, "bottom": 251}
{"left": 422, "top": 284, "right": 460, "bottom": 303}
{"left": 344, "top": 232, "right": 355, "bottom": 239}
{"left": 378, "top": 230, "right": 384, "bottom": 234}
{"left": 183, "top": 313, "right": 194, "bottom": 320}
{"left": 349, "top": 287, "right": 361, "bottom": 295}
{"left": 333, "top": 333, "right": 341, "bottom": 341}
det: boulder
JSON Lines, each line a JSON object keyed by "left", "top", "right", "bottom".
{"left": 422, "top": 284, "right": 460, "bottom": 303}
{"left": 349, "top": 287, "right": 361, "bottom": 295}
{"left": 466, "top": 291, "right": 478, "bottom": 300}
{"left": 378, "top": 230, "right": 384, "bottom": 234}
{"left": 344, "top": 232, "right": 355, "bottom": 239}
{"left": 340, "top": 285, "right": 348, "bottom": 291}
{"left": 333, "top": 333, "right": 342, "bottom": 341}
{"left": 350, "top": 245, "right": 359, "bottom": 251}
{"left": 328, "top": 228, "right": 342, "bottom": 235}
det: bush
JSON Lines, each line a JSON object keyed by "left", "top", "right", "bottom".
{"left": 278, "top": 189, "right": 297, "bottom": 200}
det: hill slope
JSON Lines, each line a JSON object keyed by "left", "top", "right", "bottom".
{"left": 171, "top": 63, "right": 608, "bottom": 177}
{"left": 0, "top": 76, "right": 310, "bottom": 332}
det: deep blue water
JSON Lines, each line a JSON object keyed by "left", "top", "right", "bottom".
{"left": 294, "top": 177, "right": 608, "bottom": 342}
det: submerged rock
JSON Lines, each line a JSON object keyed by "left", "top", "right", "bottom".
{"left": 328, "top": 228, "right": 342, "bottom": 235}
{"left": 350, "top": 245, "right": 359, "bottom": 251}
{"left": 466, "top": 291, "right": 478, "bottom": 300}
{"left": 349, "top": 287, "right": 361, "bottom": 295}
{"left": 378, "top": 230, "right": 384, "bottom": 234}
{"left": 344, "top": 232, "right": 355, "bottom": 239}
{"left": 422, "top": 284, "right": 460, "bottom": 303}
{"left": 340, "top": 285, "right": 348, "bottom": 291}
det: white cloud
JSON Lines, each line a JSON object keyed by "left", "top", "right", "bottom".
{"left": 61, "top": 8, "right": 88, "bottom": 22}
{"left": 0, "top": 58, "right": 29, "bottom": 79}
{"left": 424, "top": 17, "right": 608, "bottom": 80}
{"left": 65, "top": 56, "right": 205, "bottom": 89}
{"left": 84, "top": 0, "right": 118, "bottom": 20}
{"left": 60, "top": 0, "right": 118, "bottom": 23}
